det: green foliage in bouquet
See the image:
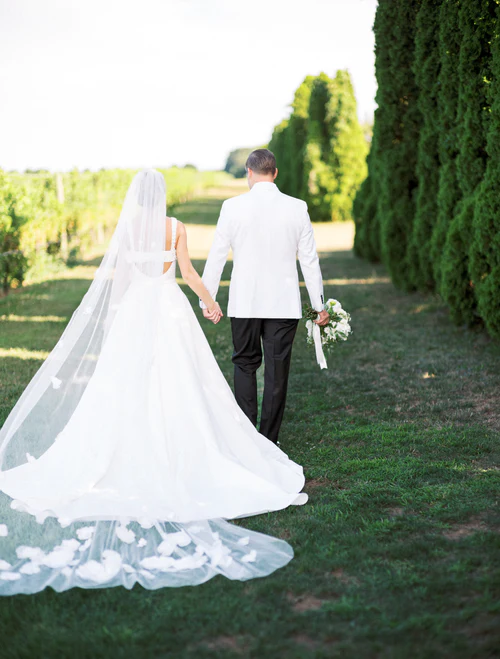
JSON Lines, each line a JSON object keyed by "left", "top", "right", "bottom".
{"left": 303, "top": 298, "right": 352, "bottom": 354}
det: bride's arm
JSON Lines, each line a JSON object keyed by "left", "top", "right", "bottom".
{"left": 175, "top": 221, "right": 223, "bottom": 321}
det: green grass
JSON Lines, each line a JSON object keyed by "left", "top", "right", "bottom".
{"left": 1, "top": 189, "right": 500, "bottom": 658}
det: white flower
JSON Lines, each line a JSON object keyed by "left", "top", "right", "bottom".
{"left": 76, "top": 550, "right": 122, "bottom": 583}
{"left": 50, "top": 376, "right": 62, "bottom": 390}
{"left": 122, "top": 564, "right": 135, "bottom": 573}
{"left": 187, "top": 524, "right": 204, "bottom": 533}
{"left": 0, "top": 571, "right": 20, "bottom": 581}
{"left": 157, "top": 530, "right": 191, "bottom": 556}
{"left": 140, "top": 555, "right": 175, "bottom": 571}
{"left": 137, "top": 538, "right": 147, "bottom": 548}
{"left": 241, "top": 550, "right": 257, "bottom": 563}
{"left": 0, "top": 524, "right": 7, "bottom": 537}
{"left": 61, "top": 539, "right": 80, "bottom": 552}
{"left": 237, "top": 536, "right": 250, "bottom": 546}
{"left": 16, "top": 546, "right": 44, "bottom": 562}
{"left": 19, "top": 562, "right": 41, "bottom": 575}
{"left": 76, "top": 526, "right": 95, "bottom": 541}
{"left": 0, "top": 560, "right": 12, "bottom": 570}
{"left": 138, "top": 518, "right": 154, "bottom": 529}
{"left": 204, "top": 538, "right": 232, "bottom": 568}
{"left": 26, "top": 453, "right": 36, "bottom": 464}
{"left": 115, "top": 525, "right": 135, "bottom": 544}
{"left": 42, "top": 546, "right": 76, "bottom": 569}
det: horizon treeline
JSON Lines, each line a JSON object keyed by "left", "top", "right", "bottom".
{"left": 269, "top": 70, "right": 368, "bottom": 223}
{"left": 354, "top": 0, "right": 500, "bottom": 339}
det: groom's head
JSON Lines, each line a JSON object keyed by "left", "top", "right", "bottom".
{"left": 245, "top": 149, "right": 278, "bottom": 189}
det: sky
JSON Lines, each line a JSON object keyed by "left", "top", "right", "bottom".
{"left": 0, "top": 0, "right": 378, "bottom": 172}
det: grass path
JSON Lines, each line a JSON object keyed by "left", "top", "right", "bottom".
{"left": 1, "top": 187, "right": 500, "bottom": 658}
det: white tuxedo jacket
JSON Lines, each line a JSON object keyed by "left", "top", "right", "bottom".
{"left": 201, "top": 182, "right": 324, "bottom": 319}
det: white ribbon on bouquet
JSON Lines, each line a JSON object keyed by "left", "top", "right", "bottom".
{"left": 312, "top": 323, "right": 328, "bottom": 370}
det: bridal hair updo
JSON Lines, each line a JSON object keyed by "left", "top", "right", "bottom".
{"left": 245, "top": 149, "right": 277, "bottom": 175}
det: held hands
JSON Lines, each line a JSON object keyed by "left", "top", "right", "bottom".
{"left": 314, "top": 310, "right": 330, "bottom": 327}
{"left": 203, "top": 301, "right": 223, "bottom": 324}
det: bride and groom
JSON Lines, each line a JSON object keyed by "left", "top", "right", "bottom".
{"left": 0, "top": 149, "right": 328, "bottom": 594}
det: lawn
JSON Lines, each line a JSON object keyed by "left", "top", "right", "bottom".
{"left": 0, "top": 188, "right": 499, "bottom": 658}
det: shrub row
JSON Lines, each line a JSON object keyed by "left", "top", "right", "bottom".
{"left": 354, "top": 0, "right": 500, "bottom": 338}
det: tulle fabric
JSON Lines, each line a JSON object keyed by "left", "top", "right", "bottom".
{"left": 0, "top": 170, "right": 306, "bottom": 595}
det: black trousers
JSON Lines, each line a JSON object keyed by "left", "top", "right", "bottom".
{"left": 230, "top": 317, "right": 299, "bottom": 444}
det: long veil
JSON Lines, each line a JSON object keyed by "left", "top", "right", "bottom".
{"left": 0, "top": 170, "right": 293, "bottom": 595}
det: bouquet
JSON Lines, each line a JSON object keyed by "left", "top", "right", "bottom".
{"left": 303, "top": 298, "right": 352, "bottom": 369}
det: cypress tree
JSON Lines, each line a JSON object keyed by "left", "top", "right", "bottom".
{"left": 430, "top": 0, "right": 462, "bottom": 290}
{"left": 378, "top": 0, "right": 422, "bottom": 291}
{"left": 269, "top": 119, "right": 290, "bottom": 194}
{"left": 302, "top": 72, "right": 334, "bottom": 221}
{"left": 284, "top": 76, "right": 315, "bottom": 198}
{"left": 469, "top": 6, "right": 500, "bottom": 337}
{"left": 325, "top": 70, "right": 368, "bottom": 222}
{"left": 353, "top": 2, "right": 394, "bottom": 262}
{"left": 353, "top": 149, "right": 380, "bottom": 261}
{"left": 440, "top": 0, "right": 497, "bottom": 325}
{"left": 407, "top": 0, "right": 441, "bottom": 291}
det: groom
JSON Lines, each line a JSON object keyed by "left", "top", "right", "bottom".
{"left": 201, "top": 149, "right": 328, "bottom": 444}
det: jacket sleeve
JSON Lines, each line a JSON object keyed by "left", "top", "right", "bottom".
{"left": 297, "top": 203, "right": 324, "bottom": 312}
{"left": 199, "top": 201, "right": 231, "bottom": 309}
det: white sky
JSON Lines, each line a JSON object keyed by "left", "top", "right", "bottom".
{"left": 0, "top": 0, "right": 378, "bottom": 172}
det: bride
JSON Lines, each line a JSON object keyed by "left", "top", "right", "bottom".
{"left": 0, "top": 169, "right": 307, "bottom": 594}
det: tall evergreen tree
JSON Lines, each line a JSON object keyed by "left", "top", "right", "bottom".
{"left": 469, "top": 5, "right": 500, "bottom": 337}
{"left": 431, "top": 0, "right": 462, "bottom": 290}
{"left": 440, "top": 0, "right": 497, "bottom": 325}
{"left": 269, "top": 119, "right": 290, "bottom": 193}
{"left": 353, "top": 2, "right": 394, "bottom": 262}
{"left": 378, "top": 0, "right": 422, "bottom": 291}
{"left": 325, "top": 70, "right": 368, "bottom": 222}
{"left": 353, "top": 149, "right": 376, "bottom": 259}
{"left": 407, "top": 0, "right": 441, "bottom": 291}
{"left": 284, "top": 76, "right": 315, "bottom": 198}
{"left": 302, "top": 73, "right": 334, "bottom": 221}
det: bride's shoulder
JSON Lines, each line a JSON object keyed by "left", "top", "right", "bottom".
{"left": 166, "top": 217, "right": 186, "bottom": 239}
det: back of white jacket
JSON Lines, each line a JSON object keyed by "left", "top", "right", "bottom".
{"left": 201, "top": 181, "right": 324, "bottom": 319}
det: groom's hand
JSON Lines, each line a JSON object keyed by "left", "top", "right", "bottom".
{"left": 314, "top": 310, "right": 330, "bottom": 326}
{"left": 203, "top": 302, "right": 223, "bottom": 324}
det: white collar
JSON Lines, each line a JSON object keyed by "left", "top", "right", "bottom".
{"left": 250, "top": 181, "right": 278, "bottom": 193}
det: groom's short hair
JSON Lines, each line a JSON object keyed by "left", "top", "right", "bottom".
{"left": 246, "top": 149, "right": 277, "bottom": 175}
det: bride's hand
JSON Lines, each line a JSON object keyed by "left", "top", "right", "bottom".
{"left": 204, "top": 302, "right": 223, "bottom": 324}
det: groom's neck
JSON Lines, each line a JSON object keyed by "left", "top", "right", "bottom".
{"left": 248, "top": 175, "right": 276, "bottom": 190}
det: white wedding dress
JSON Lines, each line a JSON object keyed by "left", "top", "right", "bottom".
{"left": 0, "top": 170, "right": 307, "bottom": 595}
